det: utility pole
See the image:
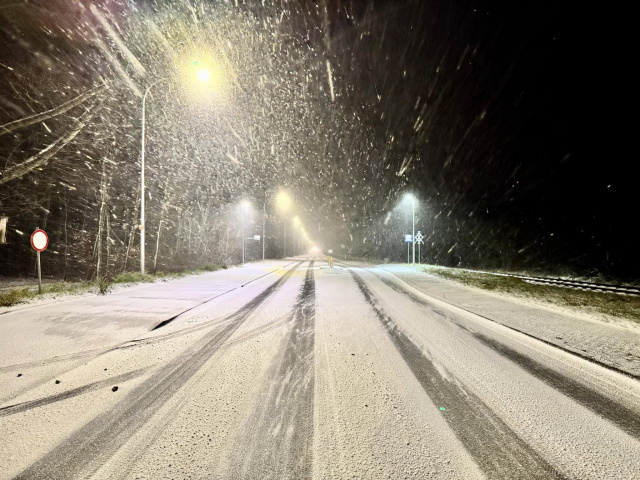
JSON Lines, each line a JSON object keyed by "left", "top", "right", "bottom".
{"left": 241, "top": 203, "right": 245, "bottom": 264}
{"left": 412, "top": 195, "right": 416, "bottom": 264}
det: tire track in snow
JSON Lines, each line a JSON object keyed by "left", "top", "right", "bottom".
{"left": 0, "top": 261, "right": 298, "bottom": 374}
{"left": 468, "top": 330, "right": 640, "bottom": 439}
{"left": 13, "top": 261, "right": 304, "bottom": 480}
{"left": 228, "top": 260, "right": 316, "bottom": 478}
{"left": 0, "top": 263, "right": 297, "bottom": 407}
{"left": 350, "top": 271, "right": 565, "bottom": 480}
{"left": 378, "top": 269, "right": 640, "bottom": 381}
{"left": 374, "top": 270, "right": 640, "bottom": 437}
{"left": 0, "top": 367, "right": 147, "bottom": 418}
{"left": 0, "top": 314, "right": 294, "bottom": 419}
{"left": 0, "top": 347, "right": 111, "bottom": 374}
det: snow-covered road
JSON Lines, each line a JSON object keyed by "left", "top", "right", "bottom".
{"left": 1, "top": 258, "right": 639, "bottom": 479}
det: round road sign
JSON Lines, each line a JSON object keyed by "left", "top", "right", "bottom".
{"left": 31, "top": 229, "right": 48, "bottom": 252}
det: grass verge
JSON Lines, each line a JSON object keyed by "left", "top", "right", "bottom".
{"left": 0, "top": 282, "right": 91, "bottom": 307}
{"left": 424, "top": 266, "right": 640, "bottom": 323}
{"left": 0, "top": 264, "right": 222, "bottom": 308}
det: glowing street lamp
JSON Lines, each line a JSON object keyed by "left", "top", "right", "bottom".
{"left": 197, "top": 69, "right": 211, "bottom": 83}
{"left": 277, "top": 192, "right": 291, "bottom": 211}
{"left": 188, "top": 57, "right": 227, "bottom": 98}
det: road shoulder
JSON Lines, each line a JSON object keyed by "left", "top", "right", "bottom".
{"left": 379, "top": 265, "right": 640, "bottom": 378}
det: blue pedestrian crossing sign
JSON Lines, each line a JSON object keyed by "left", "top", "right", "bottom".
{"left": 404, "top": 234, "right": 413, "bottom": 243}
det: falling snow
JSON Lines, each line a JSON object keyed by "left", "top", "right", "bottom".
{"left": 0, "top": 1, "right": 633, "bottom": 281}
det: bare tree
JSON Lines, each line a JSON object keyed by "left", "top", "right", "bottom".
{"left": 0, "top": 101, "right": 103, "bottom": 186}
{"left": 0, "top": 84, "right": 106, "bottom": 136}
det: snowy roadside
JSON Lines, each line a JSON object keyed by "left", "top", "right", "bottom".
{"left": 0, "top": 279, "right": 110, "bottom": 314}
{"left": 0, "top": 268, "right": 224, "bottom": 314}
{"left": 0, "top": 280, "right": 153, "bottom": 315}
{"left": 374, "top": 265, "right": 640, "bottom": 378}
{"left": 420, "top": 265, "right": 640, "bottom": 327}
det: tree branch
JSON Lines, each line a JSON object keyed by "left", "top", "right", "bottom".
{"left": 0, "top": 83, "right": 106, "bottom": 136}
{"left": 0, "top": 101, "right": 102, "bottom": 186}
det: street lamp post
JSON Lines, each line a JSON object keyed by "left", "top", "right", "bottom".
{"left": 140, "top": 79, "right": 167, "bottom": 274}
{"left": 140, "top": 66, "right": 211, "bottom": 274}
{"left": 293, "top": 216, "right": 300, "bottom": 257}
{"left": 412, "top": 195, "right": 416, "bottom": 264}
{"left": 277, "top": 192, "right": 291, "bottom": 258}
{"left": 241, "top": 202, "right": 249, "bottom": 264}
{"left": 403, "top": 193, "right": 416, "bottom": 265}
{"left": 262, "top": 188, "right": 275, "bottom": 260}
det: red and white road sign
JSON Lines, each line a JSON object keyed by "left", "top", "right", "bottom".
{"left": 30, "top": 229, "right": 49, "bottom": 252}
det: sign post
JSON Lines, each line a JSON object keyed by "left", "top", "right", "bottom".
{"left": 30, "top": 228, "right": 49, "bottom": 294}
{"left": 0, "top": 216, "right": 7, "bottom": 244}
{"left": 328, "top": 249, "right": 333, "bottom": 268}
{"left": 415, "top": 231, "right": 425, "bottom": 264}
{"left": 404, "top": 234, "right": 413, "bottom": 264}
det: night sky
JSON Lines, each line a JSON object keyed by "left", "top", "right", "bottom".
{"left": 317, "top": 0, "right": 630, "bottom": 277}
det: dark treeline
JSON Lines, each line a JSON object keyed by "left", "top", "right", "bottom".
{"left": 0, "top": 1, "right": 317, "bottom": 279}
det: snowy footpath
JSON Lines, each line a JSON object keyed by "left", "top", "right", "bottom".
{"left": 377, "top": 264, "right": 640, "bottom": 378}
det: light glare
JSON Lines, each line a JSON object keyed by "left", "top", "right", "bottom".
{"left": 197, "top": 69, "right": 210, "bottom": 83}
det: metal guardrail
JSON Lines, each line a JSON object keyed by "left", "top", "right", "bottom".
{"left": 459, "top": 269, "right": 640, "bottom": 297}
{"left": 316, "top": 258, "right": 640, "bottom": 297}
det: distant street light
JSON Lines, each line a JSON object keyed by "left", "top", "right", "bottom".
{"left": 140, "top": 67, "right": 211, "bottom": 274}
